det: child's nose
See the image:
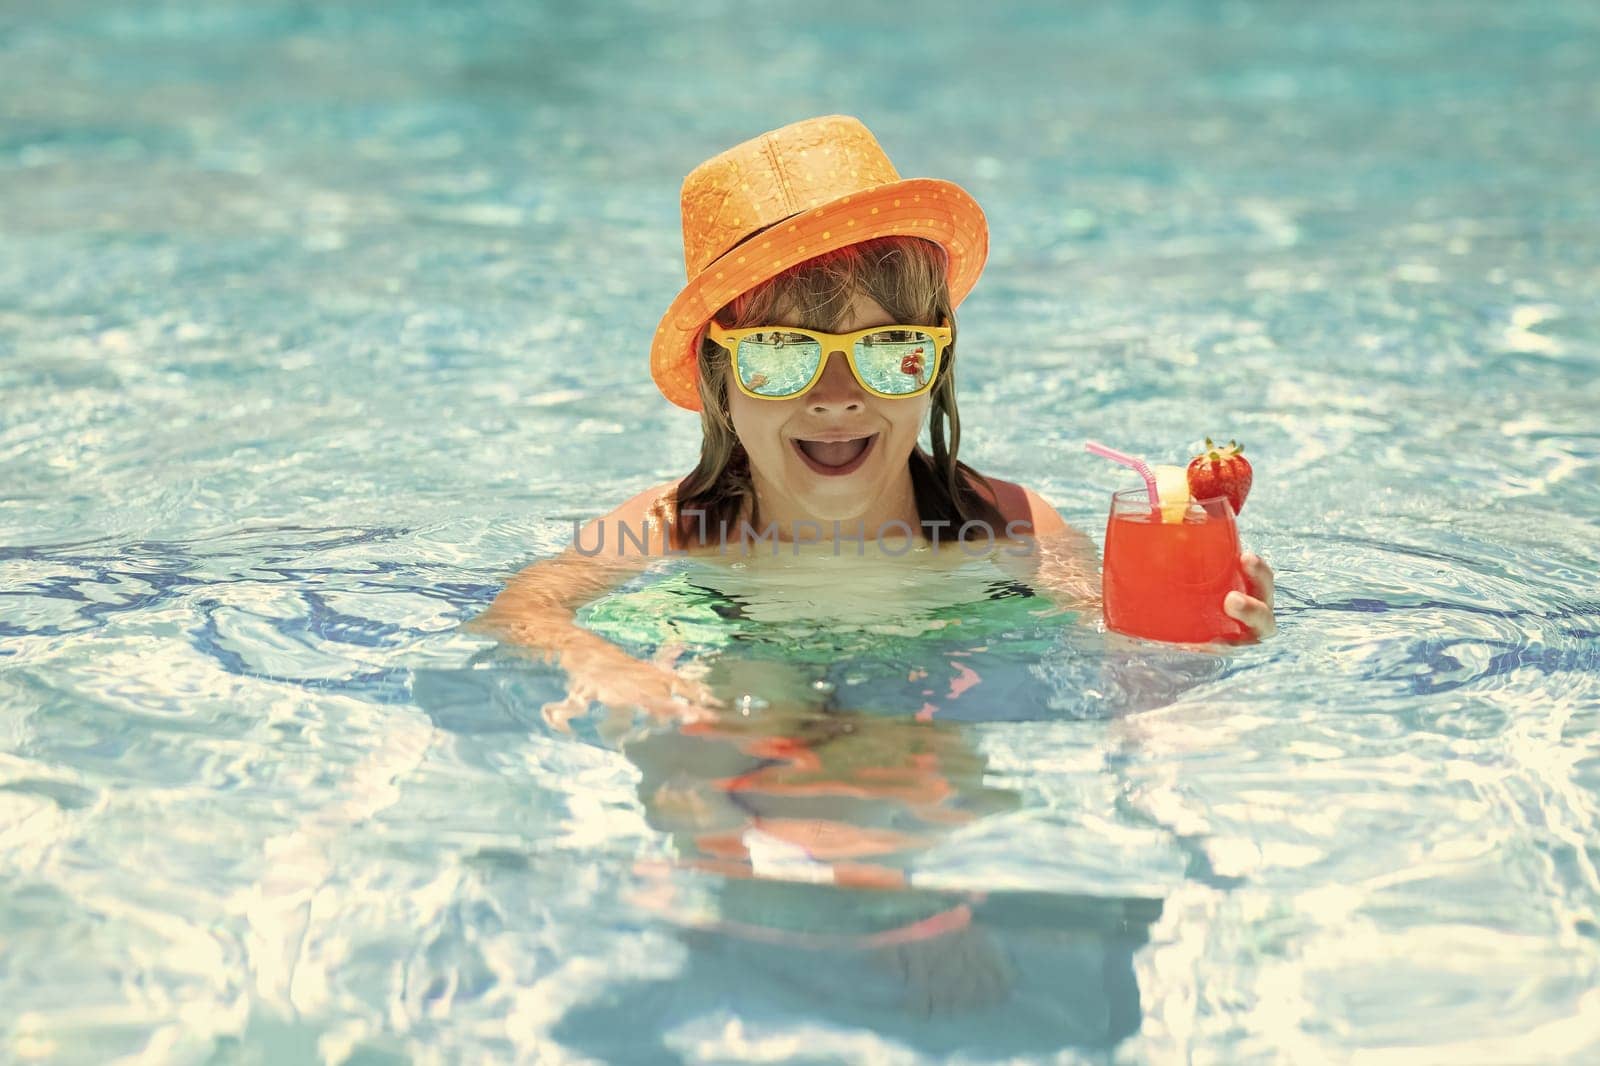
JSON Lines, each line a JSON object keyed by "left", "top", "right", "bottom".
{"left": 807, "top": 350, "right": 865, "bottom": 412}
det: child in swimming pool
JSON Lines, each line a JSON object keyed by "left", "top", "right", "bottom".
{"left": 477, "top": 114, "right": 1276, "bottom": 719}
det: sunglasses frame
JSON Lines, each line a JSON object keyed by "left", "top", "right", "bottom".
{"left": 706, "top": 321, "right": 952, "bottom": 401}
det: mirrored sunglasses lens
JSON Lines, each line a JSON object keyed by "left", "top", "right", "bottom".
{"left": 736, "top": 331, "right": 822, "bottom": 397}
{"left": 852, "top": 330, "right": 936, "bottom": 395}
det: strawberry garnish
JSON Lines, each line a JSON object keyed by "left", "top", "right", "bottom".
{"left": 1186, "top": 438, "right": 1253, "bottom": 514}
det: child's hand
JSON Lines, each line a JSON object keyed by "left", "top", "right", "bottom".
{"left": 1223, "top": 552, "right": 1277, "bottom": 640}
{"left": 542, "top": 642, "right": 722, "bottom": 731}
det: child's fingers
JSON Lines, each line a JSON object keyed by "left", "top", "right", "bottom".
{"left": 1224, "top": 591, "right": 1277, "bottom": 638}
{"left": 1240, "top": 552, "right": 1276, "bottom": 608}
{"left": 664, "top": 675, "right": 724, "bottom": 720}
{"left": 541, "top": 692, "right": 588, "bottom": 733}
{"left": 621, "top": 663, "right": 722, "bottom": 723}
{"left": 671, "top": 670, "right": 721, "bottom": 703}
{"left": 566, "top": 659, "right": 723, "bottom": 726}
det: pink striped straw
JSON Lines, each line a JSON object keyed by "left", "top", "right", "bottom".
{"left": 1084, "top": 440, "right": 1161, "bottom": 507}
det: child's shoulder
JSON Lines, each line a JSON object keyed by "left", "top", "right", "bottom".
{"left": 605, "top": 480, "right": 681, "bottom": 526}
{"left": 575, "top": 480, "right": 682, "bottom": 558}
{"left": 966, "top": 472, "right": 1071, "bottom": 537}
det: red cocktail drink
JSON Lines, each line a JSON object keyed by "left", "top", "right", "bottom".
{"left": 1103, "top": 489, "right": 1249, "bottom": 643}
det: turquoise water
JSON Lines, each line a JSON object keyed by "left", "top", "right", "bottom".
{"left": 4, "top": 0, "right": 1600, "bottom": 1061}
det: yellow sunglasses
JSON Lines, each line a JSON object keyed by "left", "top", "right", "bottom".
{"left": 707, "top": 321, "right": 952, "bottom": 400}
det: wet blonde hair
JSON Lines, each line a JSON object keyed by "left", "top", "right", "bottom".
{"left": 671, "top": 236, "right": 1004, "bottom": 547}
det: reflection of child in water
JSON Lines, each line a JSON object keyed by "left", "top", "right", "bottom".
{"left": 636, "top": 658, "right": 1018, "bottom": 883}
{"left": 624, "top": 658, "right": 1021, "bottom": 1014}
{"left": 597, "top": 655, "right": 1162, "bottom": 1036}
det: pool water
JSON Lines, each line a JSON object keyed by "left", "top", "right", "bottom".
{"left": 4, "top": 0, "right": 1600, "bottom": 1061}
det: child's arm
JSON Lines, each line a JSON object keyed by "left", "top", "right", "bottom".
{"left": 468, "top": 483, "right": 720, "bottom": 721}
{"left": 1008, "top": 484, "right": 1101, "bottom": 603}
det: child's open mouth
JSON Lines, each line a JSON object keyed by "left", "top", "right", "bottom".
{"left": 793, "top": 433, "right": 877, "bottom": 476}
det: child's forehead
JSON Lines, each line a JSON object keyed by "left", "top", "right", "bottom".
{"left": 765, "top": 288, "right": 890, "bottom": 329}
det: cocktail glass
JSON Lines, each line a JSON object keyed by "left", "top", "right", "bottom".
{"left": 1102, "top": 488, "right": 1250, "bottom": 644}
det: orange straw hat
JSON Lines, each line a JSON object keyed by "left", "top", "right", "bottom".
{"left": 651, "top": 114, "right": 989, "bottom": 411}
